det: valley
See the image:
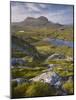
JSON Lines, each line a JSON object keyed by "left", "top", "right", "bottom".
{"left": 11, "top": 16, "right": 74, "bottom": 98}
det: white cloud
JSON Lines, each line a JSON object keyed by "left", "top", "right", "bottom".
{"left": 39, "top": 4, "right": 47, "bottom": 8}
{"left": 25, "top": 3, "right": 41, "bottom": 12}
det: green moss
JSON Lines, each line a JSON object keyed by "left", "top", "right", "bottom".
{"left": 12, "top": 83, "right": 30, "bottom": 98}
{"left": 62, "top": 79, "right": 74, "bottom": 94}
{"left": 26, "top": 82, "right": 56, "bottom": 97}
{"left": 12, "top": 82, "right": 57, "bottom": 98}
{"left": 11, "top": 67, "right": 46, "bottom": 79}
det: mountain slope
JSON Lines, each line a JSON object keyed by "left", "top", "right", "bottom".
{"left": 12, "top": 35, "right": 41, "bottom": 60}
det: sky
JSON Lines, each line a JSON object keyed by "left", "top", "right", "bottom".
{"left": 11, "top": 1, "right": 74, "bottom": 25}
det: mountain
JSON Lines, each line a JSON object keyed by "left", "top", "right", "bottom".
{"left": 12, "top": 16, "right": 62, "bottom": 27}
{"left": 21, "top": 16, "right": 49, "bottom": 27}
{"left": 11, "top": 16, "right": 63, "bottom": 33}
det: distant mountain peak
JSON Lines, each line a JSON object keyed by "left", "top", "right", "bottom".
{"left": 12, "top": 16, "right": 63, "bottom": 29}
{"left": 24, "top": 16, "right": 48, "bottom": 22}
{"left": 23, "top": 17, "right": 36, "bottom": 22}
{"left": 25, "top": 17, "right": 35, "bottom": 20}
{"left": 37, "top": 16, "right": 48, "bottom": 21}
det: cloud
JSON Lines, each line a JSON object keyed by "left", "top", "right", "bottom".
{"left": 39, "top": 4, "right": 47, "bottom": 8}
{"left": 25, "top": 3, "right": 41, "bottom": 12}
{"left": 11, "top": 1, "right": 73, "bottom": 25}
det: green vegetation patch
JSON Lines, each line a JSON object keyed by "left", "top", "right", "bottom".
{"left": 11, "top": 81, "right": 57, "bottom": 98}
{"left": 62, "top": 79, "right": 74, "bottom": 94}
{"left": 11, "top": 67, "right": 46, "bottom": 79}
